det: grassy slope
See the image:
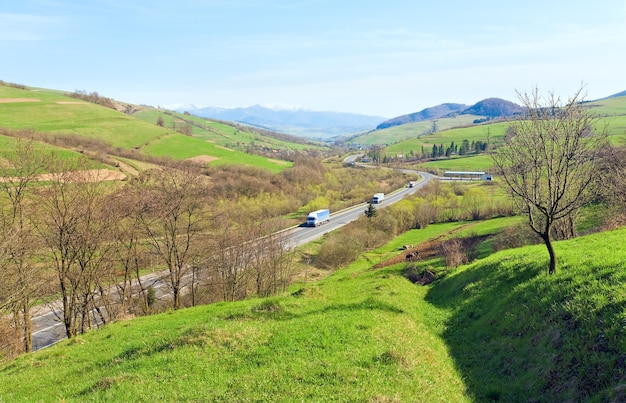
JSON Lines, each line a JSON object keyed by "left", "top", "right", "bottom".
{"left": 2, "top": 222, "right": 625, "bottom": 401}
{"left": 0, "top": 86, "right": 170, "bottom": 149}
{"left": 353, "top": 114, "right": 483, "bottom": 145}
{"left": 143, "top": 133, "right": 292, "bottom": 173}
{"left": 0, "top": 85, "right": 296, "bottom": 172}
{"left": 427, "top": 227, "right": 626, "bottom": 401}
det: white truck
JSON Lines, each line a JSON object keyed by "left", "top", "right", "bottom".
{"left": 372, "top": 193, "right": 385, "bottom": 204}
{"left": 306, "top": 209, "right": 330, "bottom": 227}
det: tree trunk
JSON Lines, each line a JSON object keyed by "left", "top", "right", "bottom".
{"left": 22, "top": 300, "right": 32, "bottom": 353}
{"left": 542, "top": 232, "right": 557, "bottom": 275}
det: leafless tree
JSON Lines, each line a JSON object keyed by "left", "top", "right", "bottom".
{"left": 602, "top": 146, "right": 626, "bottom": 221}
{"left": 135, "top": 167, "right": 210, "bottom": 309}
{"left": 492, "top": 86, "right": 609, "bottom": 274}
{"left": 33, "top": 159, "right": 112, "bottom": 337}
{"left": 206, "top": 221, "right": 252, "bottom": 302}
{"left": 0, "top": 139, "right": 48, "bottom": 352}
{"left": 108, "top": 188, "right": 152, "bottom": 316}
{"left": 248, "top": 219, "right": 294, "bottom": 297}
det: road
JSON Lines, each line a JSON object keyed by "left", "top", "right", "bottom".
{"left": 30, "top": 168, "right": 434, "bottom": 351}
{"left": 286, "top": 170, "right": 434, "bottom": 247}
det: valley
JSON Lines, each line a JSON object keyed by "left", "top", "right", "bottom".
{"left": 1, "top": 81, "right": 626, "bottom": 401}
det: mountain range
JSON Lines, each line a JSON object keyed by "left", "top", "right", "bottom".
{"left": 167, "top": 91, "right": 626, "bottom": 139}
{"left": 165, "top": 104, "right": 387, "bottom": 139}
{"left": 375, "top": 98, "right": 525, "bottom": 130}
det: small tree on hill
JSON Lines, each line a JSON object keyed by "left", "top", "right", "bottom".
{"left": 364, "top": 202, "right": 378, "bottom": 219}
{"left": 492, "top": 85, "right": 609, "bottom": 274}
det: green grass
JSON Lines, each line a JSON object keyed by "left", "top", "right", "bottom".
{"left": 142, "top": 133, "right": 292, "bottom": 173}
{"left": 353, "top": 114, "right": 482, "bottom": 145}
{"left": 0, "top": 86, "right": 171, "bottom": 149}
{"left": 2, "top": 221, "right": 626, "bottom": 401}
{"left": 419, "top": 154, "right": 495, "bottom": 172}
{"left": 0, "top": 134, "right": 97, "bottom": 165}
{"left": 427, "top": 227, "right": 626, "bottom": 401}
{"left": 0, "top": 84, "right": 299, "bottom": 172}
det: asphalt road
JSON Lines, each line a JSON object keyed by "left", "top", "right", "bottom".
{"left": 30, "top": 168, "right": 434, "bottom": 351}
{"left": 286, "top": 170, "right": 434, "bottom": 247}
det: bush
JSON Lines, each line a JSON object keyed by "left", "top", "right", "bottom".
{"left": 439, "top": 235, "right": 483, "bottom": 268}
{"left": 315, "top": 234, "right": 364, "bottom": 269}
{"left": 492, "top": 222, "right": 542, "bottom": 251}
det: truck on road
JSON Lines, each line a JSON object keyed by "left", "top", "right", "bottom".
{"left": 306, "top": 209, "right": 330, "bottom": 227}
{"left": 372, "top": 193, "right": 385, "bottom": 204}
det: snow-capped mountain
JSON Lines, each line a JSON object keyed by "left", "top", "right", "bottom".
{"left": 162, "top": 103, "right": 387, "bottom": 139}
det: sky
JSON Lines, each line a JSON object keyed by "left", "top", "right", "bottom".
{"left": 2, "top": 0, "right": 626, "bottom": 117}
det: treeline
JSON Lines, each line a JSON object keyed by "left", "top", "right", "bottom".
{"left": 369, "top": 138, "right": 491, "bottom": 165}
{"left": 64, "top": 90, "right": 117, "bottom": 109}
{"left": 0, "top": 139, "right": 408, "bottom": 359}
{"left": 0, "top": 80, "right": 26, "bottom": 90}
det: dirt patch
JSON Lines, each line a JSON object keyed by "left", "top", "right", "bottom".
{"left": 373, "top": 240, "right": 440, "bottom": 269}
{"left": 0, "top": 98, "right": 41, "bottom": 103}
{"left": 267, "top": 158, "right": 290, "bottom": 165}
{"left": 114, "top": 160, "right": 140, "bottom": 177}
{"left": 1, "top": 169, "right": 126, "bottom": 183}
{"left": 215, "top": 145, "right": 235, "bottom": 152}
{"left": 186, "top": 155, "right": 219, "bottom": 164}
{"left": 372, "top": 225, "right": 478, "bottom": 269}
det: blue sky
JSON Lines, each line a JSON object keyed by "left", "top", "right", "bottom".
{"left": 2, "top": 0, "right": 625, "bottom": 117}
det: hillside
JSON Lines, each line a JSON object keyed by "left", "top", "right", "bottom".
{"left": 459, "top": 97, "right": 523, "bottom": 117}
{"left": 0, "top": 83, "right": 309, "bottom": 174}
{"left": 1, "top": 223, "right": 625, "bottom": 401}
{"left": 375, "top": 103, "right": 468, "bottom": 130}
{"left": 375, "top": 98, "right": 521, "bottom": 132}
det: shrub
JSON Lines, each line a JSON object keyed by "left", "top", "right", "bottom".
{"left": 315, "top": 234, "right": 364, "bottom": 269}
{"left": 492, "top": 222, "right": 541, "bottom": 251}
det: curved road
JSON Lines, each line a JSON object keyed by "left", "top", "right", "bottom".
{"left": 286, "top": 170, "right": 434, "bottom": 247}
{"left": 30, "top": 168, "right": 434, "bottom": 351}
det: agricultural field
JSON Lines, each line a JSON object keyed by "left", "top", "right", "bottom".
{"left": 142, "top": 133, "right": 292, "bottom": 173}
{"left": 0, "top": 84, "right": 308, "bottom": 173}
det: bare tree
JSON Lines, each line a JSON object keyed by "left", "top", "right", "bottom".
{"left": 33, "top": 159, "right": 111, "bottom": 337}
{"left": 135, "top": 167, "right": 210, "bottom": 309}
{"left": 108, "top": 188, "right": 152, "bottom": 316}
{"left": 492, "top": 86, "right": 609, "bottom": 274}
{"left": 0, "top": 139, "right": 48, "bottom": 352}
{"left": 248, "top": 219, "right": 294, "bottom": 298}
{"left": 207, "top": 222, "right": 251, "bottom": 302}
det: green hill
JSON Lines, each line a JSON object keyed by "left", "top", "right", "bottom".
{"left": 2, "top": 223, "right": 625, "bottom": 401}
{"left": 0, "top": 83, "right": 308, "bottom": 173}
{"left": 367, "top": 95, "right": 626, "bottom": 172}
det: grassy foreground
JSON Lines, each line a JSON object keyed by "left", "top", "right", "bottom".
{"left": 1, "top": 225, "right": 626, "bottom": 401}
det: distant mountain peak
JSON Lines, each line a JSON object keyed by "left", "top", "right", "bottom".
{"left": 460, "top": 97, "right": 523, "bottom": 117}
{"left": 166, "top": 104, "right": 386, "bottom": 139}
{"left": 260, "top": 102, "right": 311, "bottom": 112}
